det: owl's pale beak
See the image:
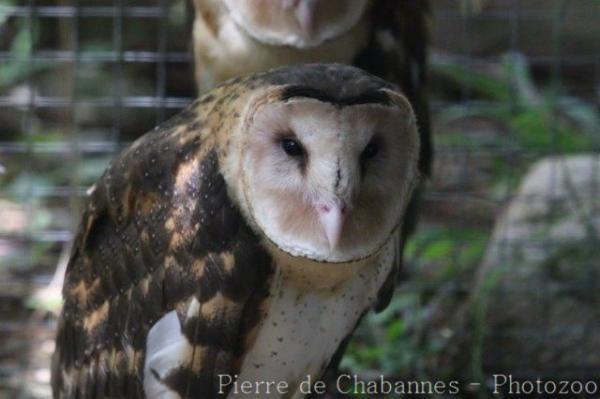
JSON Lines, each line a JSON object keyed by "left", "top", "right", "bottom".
{"left": 316, "top": 200, "right": 348, "bottom": 251}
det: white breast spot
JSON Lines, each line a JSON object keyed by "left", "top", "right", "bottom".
{"left": 143, "top": 311, "right": 190, "bottom": 399}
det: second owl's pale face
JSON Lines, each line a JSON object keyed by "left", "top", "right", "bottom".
{"left": 240, "top": 93, "right": 419, "bottom": 263}
{"left": 223, "top": 0, "right": 369, "bottom": 48}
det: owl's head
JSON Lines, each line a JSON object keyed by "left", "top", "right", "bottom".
{"left": 223, "top": 0, "right": 369, "bottom": 48}
{"left": 225, "top": 65, "right": 420, "bottom": 263}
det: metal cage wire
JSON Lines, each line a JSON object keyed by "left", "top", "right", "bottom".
{"left": 0, "top": 0, "right": 598, "bottom": 397}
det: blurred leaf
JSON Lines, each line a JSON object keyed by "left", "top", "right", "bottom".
{"left": 6, "top": 172, "right": 54, "bottom": 200}
{"left": 422, "top": 240, "right": 454, "bottom": 262}
{"left": 433, "top": 60, "right": 511, "bottom": 101}
{"left": 385, "top": 320, "right": 406, "bottom": 341}
{"left": 503, "top": 52, "right": 542, "bottom": 108}
{"left": 0, "top": 21, "right": 51, "bottom": 88}
{"left": 0, "top": 26, "right": 31, "bottom": 87}
{"left": 508, "top": 107, "right": 593, "bottom": 152}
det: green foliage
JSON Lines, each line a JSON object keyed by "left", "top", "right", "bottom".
{"left": 434, "top": 52, "right": 598, "bottom": 205}
{"left": 0, "top": 17, "right": 53, "bottom": 88}
{"left": 434, "top": 61, "right": 510, "bottom": 102}
{"left": 434, "top": 53, "right": 598, "bottom": 155}
{"left": 0, "top": 26, "right": 32, "bottom": 87}
{"left": 407, "top": 225, "right": 488, "bottom": 274}
{"left": 517, "top": 109, "right": 593, "bottom": 151}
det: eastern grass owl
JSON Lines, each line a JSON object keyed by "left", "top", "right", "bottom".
{"left": 51, "top": 64, "right": 420, "bottom": 398}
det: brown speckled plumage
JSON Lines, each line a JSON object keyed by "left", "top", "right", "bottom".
{"left": 52, "top": 64, "right": 417, "bottom": 399}
{"left": 52, "top": 89, "right": 274, "bottom": 397}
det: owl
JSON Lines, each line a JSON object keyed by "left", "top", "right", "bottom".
{"left": 51, "top": 64, "right": 420, "bottom": 398}
{"left": 192, "top": 0, "right": 431, "bottom": 177}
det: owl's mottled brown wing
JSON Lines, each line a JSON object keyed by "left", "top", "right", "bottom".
{"left": 51, "top": 109, "right": 273, "bottom": 398}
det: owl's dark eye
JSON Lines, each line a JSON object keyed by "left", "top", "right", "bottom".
{"left": 361, "top": 138, "right": 380, "bottom": 161}
{"left": 281, "top": 138, "right": 304, "bottom": 157}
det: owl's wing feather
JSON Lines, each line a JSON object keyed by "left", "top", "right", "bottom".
{"left": 51, "top": 111, "right": 273, "bottom": 398}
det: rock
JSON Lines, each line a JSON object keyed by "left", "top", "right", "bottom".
{"left": 471, "top": 155, "right": 600, "bottom": 378}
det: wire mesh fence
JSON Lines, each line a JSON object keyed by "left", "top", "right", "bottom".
{"left": 0, "top": 0, "right": 598, "bottom": 397}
